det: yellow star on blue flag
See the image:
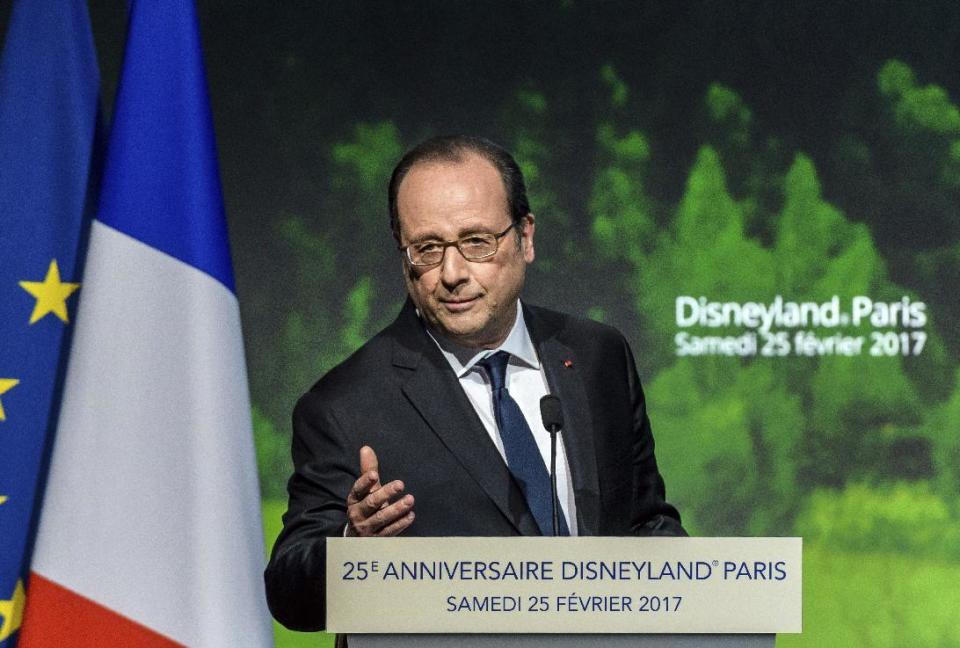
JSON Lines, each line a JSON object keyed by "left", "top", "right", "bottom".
{"left": 19, "top": 259, "right": 80, "bottom": 324}
{"left": 0, "top": 379, "right": 20, "bottom": 422}
{"left": 0, "top": 579, "right": 25, "bottom": 642}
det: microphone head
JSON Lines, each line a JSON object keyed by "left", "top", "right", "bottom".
{"left": 540, "top": 395, "right": 564, "bottom": 431}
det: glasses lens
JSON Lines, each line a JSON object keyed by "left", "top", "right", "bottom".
{"left": 411, "top": 243, "right": 443, "bottom": 266}
{"left": 459, "top": 234, "right": 497, "bottom": 260}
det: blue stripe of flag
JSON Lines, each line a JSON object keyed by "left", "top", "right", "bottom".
{"left": 96, "top": 0, "right": 235, "bottom": 292}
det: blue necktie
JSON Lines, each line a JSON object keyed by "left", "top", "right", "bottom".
{"left": 478, "top": 351, "right": 570, "bottom": 536}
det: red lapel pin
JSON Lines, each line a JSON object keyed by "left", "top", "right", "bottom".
{"left": 563, "top": 359, "right": 573, "bottom": 368}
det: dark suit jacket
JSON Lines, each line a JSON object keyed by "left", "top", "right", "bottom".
{"left": 264, "top": 300, "right": 685, "bottom": 631}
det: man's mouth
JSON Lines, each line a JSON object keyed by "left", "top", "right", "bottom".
{"left": 439, "top": 296, "right": 480, "bottom": 312}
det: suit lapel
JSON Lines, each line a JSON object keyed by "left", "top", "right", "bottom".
{"left": 390, "top": 300, "right": 540, "bottom": 536}
{"left": 525, "top": 304, "right": 601, "bottom": 536}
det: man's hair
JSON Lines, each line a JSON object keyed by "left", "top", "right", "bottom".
{"left": 388, "top": 135, "right": 531, "bottom": 241}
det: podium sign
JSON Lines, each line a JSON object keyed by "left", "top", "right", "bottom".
{"left": 327, "top": 537, "right": 801, "bottom": 634}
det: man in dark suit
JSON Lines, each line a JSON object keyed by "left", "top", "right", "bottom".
{"left": 264, "top": 135, "right": 685, "bottom": 632}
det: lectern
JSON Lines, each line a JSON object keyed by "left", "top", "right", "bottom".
{"left": 328, "top": 537, "right": 800, "bottom": 647}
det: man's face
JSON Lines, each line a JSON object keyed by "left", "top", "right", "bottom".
{"left": 396, "top": 153, "right": 535, "bottom": 349}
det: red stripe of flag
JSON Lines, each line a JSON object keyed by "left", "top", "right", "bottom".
{"left": 19, "top": 572, "right": 183, "bottom": 647}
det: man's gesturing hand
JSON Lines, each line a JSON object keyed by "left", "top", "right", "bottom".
{"left": 345, "top": 446, "right": 415, "bottom": 537}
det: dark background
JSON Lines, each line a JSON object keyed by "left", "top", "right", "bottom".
{"left": 5, "top": 1, "right": 957, "bottom": 405}
{"left": 5, "top": 1, "right": 953, "bottom": 370}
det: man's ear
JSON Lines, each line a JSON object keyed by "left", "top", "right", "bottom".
{"left": 521, "top": 213, "right": 535, "bottom": 263}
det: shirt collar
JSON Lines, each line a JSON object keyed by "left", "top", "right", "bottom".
{"left": 423, "top": 302, "right": 541, "bottom": 378}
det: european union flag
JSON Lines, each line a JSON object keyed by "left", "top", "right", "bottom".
{"left": 0, "top": 1, "right": 100, "bottom": 644}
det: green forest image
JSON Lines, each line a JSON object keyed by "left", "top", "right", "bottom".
{"left": 248, "top": 60, "right": 960, "bottom": 646}
{"left": 158, "top": 3, "right": 960, "bottom": 645}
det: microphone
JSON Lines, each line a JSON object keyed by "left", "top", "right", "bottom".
{"left": 540, "top": 395, "right": 564, "bottom": 536}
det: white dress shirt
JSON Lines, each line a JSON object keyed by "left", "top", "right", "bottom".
{"left": 425, "top": 304, "right": 579, "bottom": 535}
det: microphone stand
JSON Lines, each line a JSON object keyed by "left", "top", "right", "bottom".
{"left": 540, "top": 394, "right": 564, "bottom": 536}
{"left": 547, "top": 422, "right": 559, "bottom": 537}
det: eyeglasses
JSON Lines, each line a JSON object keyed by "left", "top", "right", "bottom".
{"left": 398, "top": 224, "right": 516, "bottom": 267}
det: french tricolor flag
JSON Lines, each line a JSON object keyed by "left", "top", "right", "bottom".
{"left": 20, "top": 2, "right": 273, "bottom": 646}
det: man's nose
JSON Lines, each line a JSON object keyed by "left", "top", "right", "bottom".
{"left": 439, "top": 244, "right": 470, "bottom": 290}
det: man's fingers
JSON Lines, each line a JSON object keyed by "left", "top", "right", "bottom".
{"left": 359, "top": 446, "right": 379, "bottom": 479}
{"left": 347, "top": 470, "right": 379, "bottom": 506}
{"left": 378, "top": 510, "right": 415, "bottom": 537}
{"left": 355, "top": 494, "right": 415, "bottom": 536}
{"left": 370, "top": 494, "right": 414, "bottom": 530}
{"left": 355, "top": 480, "right": 405, "bottom": 518}
{"left": 347, "top": 448, "right": 412, "bottom": 537}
